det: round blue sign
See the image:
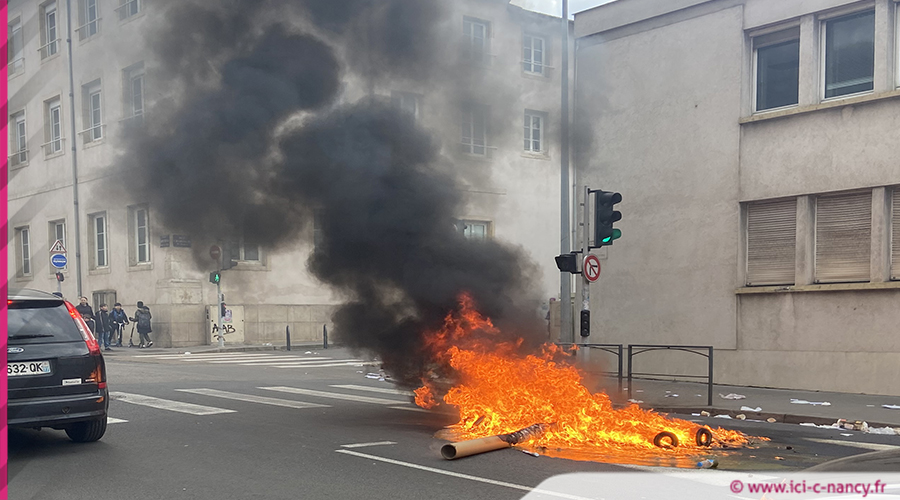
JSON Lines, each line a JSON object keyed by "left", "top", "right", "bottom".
{"left": 51, "top": 253, "right": 68, "bottom": 269}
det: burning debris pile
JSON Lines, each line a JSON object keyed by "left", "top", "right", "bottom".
{"left": 415, "top": 295, "right": 752, "bottom": 464}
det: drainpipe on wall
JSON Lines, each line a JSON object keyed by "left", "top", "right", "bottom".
{"left": 559, "top": 0, "right": 573, "bottom": 343}
{"left": 65, "top": 0, "right": 84, "bottom": 298}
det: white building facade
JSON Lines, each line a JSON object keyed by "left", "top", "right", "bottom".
{"left": 574, "top": 0, "right": 900, "bottom": 395}
{"left": 8, "top": 0, "right": 573, "bottom": 347}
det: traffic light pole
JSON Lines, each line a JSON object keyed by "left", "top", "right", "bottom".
{"left": 581, "top": 185, "right": 591, "bottom": 345}
{"left": 217, "top": 280, "right": 224, "bottom": 348}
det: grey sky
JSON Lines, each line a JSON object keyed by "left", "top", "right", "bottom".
{"left": 509, "top": 0, "right": 617, "bottom": 17}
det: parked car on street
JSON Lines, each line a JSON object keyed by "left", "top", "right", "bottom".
{"left": 7, "top": 288, "right": 108, "bottom": 442}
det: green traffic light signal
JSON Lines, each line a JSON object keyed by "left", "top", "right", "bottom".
{"left": 209, "top": 271, "right": 221, "bottom": 284}
{"left": 601, "top": 228, "right": 622, "bottom": 244}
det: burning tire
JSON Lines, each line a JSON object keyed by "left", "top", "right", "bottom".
{"left": 695, "top": 428, "right": 713, "bottom": 447}
{"left": 652, "top": 431, "right": 679, "bottom": 448}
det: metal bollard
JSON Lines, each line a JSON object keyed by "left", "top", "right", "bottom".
{"left": 323, "top": 324, "right": 328, "bottom": 349}
{"left": 286, "top": 325, "right": 291, "bottom": 351}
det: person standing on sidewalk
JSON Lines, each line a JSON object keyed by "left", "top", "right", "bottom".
{"left": 132, "top": 301, "right": 153, "bottom": 348}
{"left": 109, "top": 303, "right": 129, "bottom": 347}
{"left": 96, "top": 304, "right": 113, "bottom": 351}
{"left": 75, "top": 296, "right": 93, "bottom": 319}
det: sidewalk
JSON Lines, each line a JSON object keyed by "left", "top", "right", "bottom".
{"left": 592, "top": 377, "right": 900, "bottom": 429}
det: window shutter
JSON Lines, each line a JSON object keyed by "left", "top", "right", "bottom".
{"left": 815, "top": 191, "right": 871, "bottom": 283}
{"left": 892, "top": 188, "right": 900, "bottom": 280}
{"left": 746, "top": 199, "right": 797, "bottom": 285}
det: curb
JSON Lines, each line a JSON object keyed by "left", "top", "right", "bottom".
{"left": 647, "top": 405, "right": 900, "bottom": 429}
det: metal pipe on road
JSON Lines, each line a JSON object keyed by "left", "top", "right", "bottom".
{"left": 441, "top": 424, "right": 548, "bottom": 460}
{"left": 286, "top": 325, "right": 291, "bottom": 351}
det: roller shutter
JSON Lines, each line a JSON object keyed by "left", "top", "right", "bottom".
{"left": 746, "top": 199, "right": 796, "bottom": 286}
{"left": 815, "top": 191, "right": 872, "bottom": 283}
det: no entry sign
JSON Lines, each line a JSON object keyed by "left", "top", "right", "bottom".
{"left": 583, "top": 254, "right": 601, "bottom": 283}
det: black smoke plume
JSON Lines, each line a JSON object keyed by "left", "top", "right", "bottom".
{"left": 126, "top": 0, "right": 546, "bottom": 387}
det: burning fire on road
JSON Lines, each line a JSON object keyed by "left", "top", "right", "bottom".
{"left": 415, "top": 294, "right": 754, "bottom": 466}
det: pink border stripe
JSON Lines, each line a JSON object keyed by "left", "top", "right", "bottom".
{"left": 2, "top": 0, "right": 9, "bottom": 498}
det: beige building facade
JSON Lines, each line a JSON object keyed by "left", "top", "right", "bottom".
{"left": 575, "top": 0, "right": 900, "bottom": 395}
{"left": 8, "top": 0, "right": 573, "bottom": 347}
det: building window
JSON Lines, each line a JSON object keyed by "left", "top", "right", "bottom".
{"left": 117, "top": 0, "right": 141, "bottom": 21}
{"left": 16, "top": 227, "right": 32, "bottom": 277}
{"left": 90, "top": 212, "right": 108, "bottom": 268}
{"left": 10, "top": 111, "right": 28, "bottom": 167}
{"left": 891, "top": 188, "right": 900, "bottom": 280}
{"left": 815, "top": 191, "right": 872, "bottom": 283}
{"left": 391, "top": 91, "right": 420, "bottom": 120}
{"left": 77, "top": 0, "right": 100, "bottom": 40}
{"left": 463, "top": 17, "right": 490, "bottom": 65}
{"left": 123, "top": 63, "right": 145, "bottom": 124}
{"left": 82, "top": 80, "right": 103, "bottom": 143}
{"left": 524, "top": 110, "right": 546, "bottom": 153}
{"left": 461, "top": 104, "right": 488, "bottom": 156}
{"left": 746, "top": 199, "right": 796, "bottom": 286}
{"left": 523, "top": 34, "right": 545, "bottom": 75}
{"left": 754, "top": 29, "right": 799, "bottom": 111}
{"left": 228, "top": 241, "right": 260, "bottom": 262}
{"left": 460, "top": 220, "right": 491, "bottom": 240}
{"left": 9, "top": 18, "right": 24, "bottom": 74}
{"left": 823, "top": 10, "right": 875, "bottom": 99}
{"left": 128, "top": 205, "right": 150, "bottom": 265}
{"left": 40, "top": 2, "right": 59, "bottom": 59}
{"left": 44, "top": 97, "right": 63, "bottom": 155}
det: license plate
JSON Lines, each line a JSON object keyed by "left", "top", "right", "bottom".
{"left": 8, "top": 360, "right": 52, "bottom": 377}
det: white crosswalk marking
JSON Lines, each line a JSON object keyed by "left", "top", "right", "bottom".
{"left": 133, "top": 352, "right": 373, "bottom": 369}
{"left": 207, "top": 357, "right": 334, "bottom": 364}
{"left": 330, "top": 384, "right": 414, "bottom": 396}
{"left": 260, "top": 387, "right": 403, "bottom": 405}
{"left": 111, "top": 392, "right": 236, "bottom": 415}
{"left": 176, "top": 388, "right": 330, "bottom": 409}
{"left": 108, "top": 417, "right": 128, "bottom": 424}
{"left": 271, "top": 362, "right": 376, "bottom": 369}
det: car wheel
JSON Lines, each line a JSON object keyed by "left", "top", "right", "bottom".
{"left": 65, "top": 417, "right": 107, "bottom": 442}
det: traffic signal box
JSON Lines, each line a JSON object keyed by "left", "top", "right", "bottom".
{"left": 593, "top": 190, "right": 622, "bottom": 247}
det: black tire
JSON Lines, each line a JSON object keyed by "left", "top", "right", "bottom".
{"left": 652, "top": 431, "right": 679, "bottom": 448}
{"left": 65, "top": 417, "right": 107, "bottom": 443}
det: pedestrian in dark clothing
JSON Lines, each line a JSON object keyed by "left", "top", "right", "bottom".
{"left": 75, "top": 296, "right": 93, "bottom": 319}
{"left": 131, "top": 301, "right": 153, "bottom": 348}
{"left": 97, "top": 304, "right": 113, "bottom": 351}
{"left": 109, "top": 303, "right": 129, "bottom": 347}
{"left": 83, "top": 311, "right": 97, "bottom": 339}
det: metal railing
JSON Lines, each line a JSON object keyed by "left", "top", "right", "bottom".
{"left": 556, "top": 343, "right": 624, "bottom": 392}
{"left": 627, "top": 344, "right": 714, "bottom": 406}
{"left": 37, "top": 38, "right": 60, "bottom": 59}
{"left": 8, "top": 150, "right": 29, "bottom": 167}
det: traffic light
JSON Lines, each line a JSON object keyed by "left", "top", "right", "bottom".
{"left": 580, "top": 310, "right": 590, "bottom": 337}
{"left": 209, "top": 271, "right": 221, "bottom": 284}
{"left": 555, "top": 253, "right": 580, "bottom": 274}
{"left": 593, "top": 190, "right": 622, "bottom": 247}
{"left": 55, "top": 272, "right": 65, "bottom": 282}
{"left": 221, "top": 242, "right": 237, "bottom": 270}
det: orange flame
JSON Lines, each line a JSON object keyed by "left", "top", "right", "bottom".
{"left": 417, "top": 294, "right": 753, "bottom": 464}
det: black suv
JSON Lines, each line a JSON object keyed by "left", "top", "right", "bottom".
{"left": 8, "top": 288, "right": 108, "bottom": 442}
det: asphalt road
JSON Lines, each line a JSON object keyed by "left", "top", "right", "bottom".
{"left": 9, "top": 348, "right": 900, "bottom": 500}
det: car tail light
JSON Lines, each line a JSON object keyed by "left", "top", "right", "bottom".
{"left": 65, "top": 300, "right": 101, "bottom": 356}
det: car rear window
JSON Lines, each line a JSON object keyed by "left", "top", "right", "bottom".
{"left": 8, "top": 300, "right": 84, "bottom": 344}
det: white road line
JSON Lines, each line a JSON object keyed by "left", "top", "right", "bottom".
{"left": 108, "top": 417, "right": 128, "bottom": 424}
{"left": 330, "top": 384, "right": 414, "bottom": 396}
{"left": 389, "top": 406, "right": 430, "bottom": 413}
{"left": 110, "top": 392, "right": 236, "bottom": 415}
{"left": 804, "top": 438, "right": 900, "bottom": 452}
{"left": 271, "top": 362, "right": 370, "bottom": 369}
{"left": 175, "top": 388, "right": 332, "bottom": 409}
{"left": 260, "top": 387, "right": 402, "bottom": 405}
{"left": 335, "top": 450, "right": 595, "bottom": 500}
{"left": 207, "top": 357, "right": 337, "bottom": 364}
{"left": 135, "top": 353, "right": 280, "bottom": 359}
{"left": 340, "top": 441, "right": 397, "bottom": 449}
